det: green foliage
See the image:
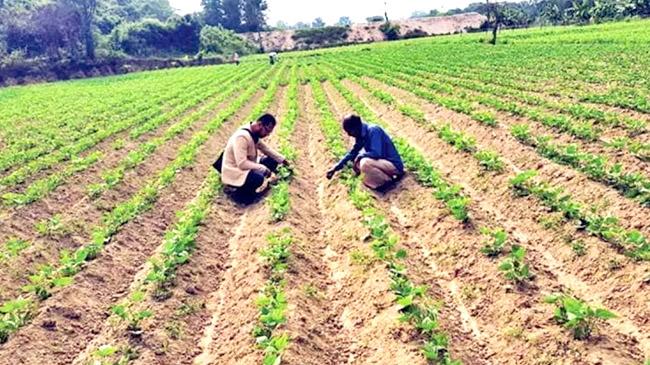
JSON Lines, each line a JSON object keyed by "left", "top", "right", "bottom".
{"left": 199, "top": 25, "right": 257, "bottom": 56}
{"left": 544, "top": 293, "right": 616, "bottom": 340}
{"left": 480, "top": 227, "right": 508, "bottom": 257}
{"left": 0, "top": 238, "right": 30, "bottom": 261}
{"left": 498, "top": 245, "right": 533, "bottom": 284}
{"left": 475, "top": 150, "right": 505, "bottom": 172}
{"left": 111, "top": 291, "right": 153, "bottom": 331}
{"left": 0, "top": 298, "right": 33, "bottom": 344}
{"left": 292, "top": 26, "right": 350, "bottom": 46}
{"left": 379, "top": 21, "right": 401, "bottom": 40}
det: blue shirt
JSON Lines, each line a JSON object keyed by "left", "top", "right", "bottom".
{"left": 334, "top": 123, "right": 404, "bottom": 172}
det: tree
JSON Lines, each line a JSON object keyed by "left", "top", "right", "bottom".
{"left": 312, "top": 17, "right": 325, "bottom": 28}
{"left": 485, "top": 0, "right": 504, "bottom": 45}
{"left": 336, "top": 16, "right": 352, "bottom": 26}
{"left": 242, "top": 0, "right": 267, "bottom": 32}
{"left": 567, "top": 0, "right": 594, "bottom": 23}
{"left": 202, "top": 0, "right": 224, "bottom": 26}
{"left": 293, "top": 21, "right": 310, "bottom": 29}
{"left": 222, "top": 0, "right": 242, "bottom": 31}
{"left": 274, "top": 20, "right": 289, "bottom": 30}
{"left": 199, "top": 24, "right": 256, "bottom": 55}
{"left": 65, "top": 0, "right": 98, "bottom": 59}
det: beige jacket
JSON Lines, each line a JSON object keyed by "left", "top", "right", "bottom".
{"left": 221, "top": 127, "right": 285, "bottom": 187}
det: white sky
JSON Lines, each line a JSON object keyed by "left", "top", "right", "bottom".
{"left": 169, "top": 0, "right": 481, "bottom": 25}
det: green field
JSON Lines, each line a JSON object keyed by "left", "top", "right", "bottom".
{"left": 0, "top": 19, "right": 648, "bottom": 365}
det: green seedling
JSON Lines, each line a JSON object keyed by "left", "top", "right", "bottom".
{"left": 544, "top": 293, "right": 616, "bottom": 340}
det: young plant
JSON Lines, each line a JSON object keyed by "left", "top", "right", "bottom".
{"left": 475, "top": 150, "right": 505, "bottom": 172}
{"left": 0, "top": 238, "right": 29, "bottom": 260}
{"left": 111, "top": 291, "right": 153, "bottom": 332}
{"left": 498, "top": 245, "right": 533, "bottom": 284}
{"left": 0, "top": 298, "right": 33, "bottom": 344}
{"left": 480, "top": 227, "right": 508, "bottom": 257}
{"left": 544, "top": 294, "right": 616, "bottom": 340}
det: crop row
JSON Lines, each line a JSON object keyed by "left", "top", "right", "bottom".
{"left": 0, "top": 66, "right": 249, "bottom": 191}
{"left": 0, "top": 64, "right": 283, "bottom": 345}
{"left": 0, "top": 67, "right": 231, "bottom": 174}
{"left": 510, "top": 171, "right": 649, "bottom": 260}
{"left": 326, "top": 58, "right": 650, "bottom": 207}
{"left": 268, "top": 65, "right": 300, "bottom": 222}
{"left": 1, "top": 65, "right": 263, "bottom": 207}
{"left": 310, "top": 75, "right": 461, "bottom": 364}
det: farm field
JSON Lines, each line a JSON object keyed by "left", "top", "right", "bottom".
{"left": 0, "top": 19, "right": 649, "bottom": 365}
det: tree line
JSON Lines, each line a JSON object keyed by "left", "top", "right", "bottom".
{"left": 413, "top": 0, "right": 650, "bottom": 28}
{"left": 0, "top": 0, "right": 265, "bottom": 66}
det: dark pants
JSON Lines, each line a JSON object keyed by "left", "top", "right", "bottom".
{"left": 234, "top": 157, "right": 278, "bottom": 202}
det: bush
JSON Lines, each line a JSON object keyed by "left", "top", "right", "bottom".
{"left": 379, "top": 22, "right": 401, "bottom": 40}
{"left": 109, "top": 15, "right": 201, "bottom": 57}
{"left": 402, "top": 28, "right": 429, "bottom": 39}
{"left": 292, "top": 26, "right": 350, "bottom": 46}
{"left": 199, "top": 26, "right": 257, "bottom": 57}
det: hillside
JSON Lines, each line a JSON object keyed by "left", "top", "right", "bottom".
{"left": 242, "top": 13, "right": 487, "bottom": 52}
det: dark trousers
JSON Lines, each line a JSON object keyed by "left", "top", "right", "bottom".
{"left": 235, "top": 157, "right": 279, "bottom": 200}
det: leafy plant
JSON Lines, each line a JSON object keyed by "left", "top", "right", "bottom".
{"left": 34, "top": 214, "right": 69, "bottom": 237}
{"left": 475, "top": 150, "right": 505, "bottom": 172}
{"left": 111, "top": 291, "right": 153, "bottom": 332}
{"left": 480, "top": 227, "right": 508, "bottom": 257}
{"left": 498, "top": 245, "right": 533, "bottom": 284}
{"left": 544, "top": 294, "right": 616, "bottom": 340}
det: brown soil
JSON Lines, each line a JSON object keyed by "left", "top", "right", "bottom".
{"left": 322, "top": 80, "right": 649, "bottom": 363}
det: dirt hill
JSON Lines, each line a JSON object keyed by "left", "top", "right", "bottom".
{"left": 242, "top": 13, "right": 487, "bottom": 52}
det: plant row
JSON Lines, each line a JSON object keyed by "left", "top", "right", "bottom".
{"left": 253, "top": 228, "right": 292, "bottom": 365}
{"left": 318, "top": 66, "right": 472, "bottom": 222}
{"left": 311, "top": 75, "right": 461, "bottom": 364}
{"left": 0, "top": 67, "right": 230, "bottom": 175}
{"left": 511, "top": 124, "right": 650, "bottom": 207}
{"left": 510, "top": 170, "right": 649, "bottom": 261}
{"left": 268, "top": 64, "right": 300, "bottom": 222}
{"left": 0, "top": 65, "right": 283, "bottom": 345}
{"left": 0, "top": 69, "right": 238, "bottom": 192}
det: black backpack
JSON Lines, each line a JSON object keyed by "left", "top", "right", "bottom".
{"left": 213, "top": 128, "right": 255, "bottom": 173}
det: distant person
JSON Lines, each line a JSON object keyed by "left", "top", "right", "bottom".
{"left": 216, "top": 114, "right": 288, "bottom": 203}
{"left": 269, "top": 51, "right": 278, "bottom": 65}
{"left": 326, "top": 114, "right": 404, "bottom": 191}
{"left": 232, "top": 52, "right": 240, "bottom": 66}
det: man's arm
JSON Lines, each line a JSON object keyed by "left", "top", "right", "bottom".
{"left": 257, "top": 140, "right": 286, "bottom": 164}
{"left": 332, "top": 137, "right": 363, "bottom": 172}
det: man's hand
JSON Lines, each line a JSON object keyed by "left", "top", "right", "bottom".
{"left": 326, "top": 168, "right": 336, "bottom": 180}
{"left": 259, "top": 166, "right": 272, "bottom": 178}
{"left": 281, "top": 159, "right": 291, "bottom": 168}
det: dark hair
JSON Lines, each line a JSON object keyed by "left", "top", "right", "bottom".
{"left": 342, "top": 114, "right": 362, "bottom": 134}
{"left": 257, "top": 113, "right": 277, "bottom": 127}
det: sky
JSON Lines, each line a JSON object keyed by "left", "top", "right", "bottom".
{"left": 168, "top": 0, "right": 481, "bottom": 25}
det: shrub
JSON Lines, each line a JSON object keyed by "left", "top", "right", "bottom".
{"left": 379, "top": 22, "right": 401, "bottom": 40}
{"left": 199, "top": 25, "right": 257, "bottom": 56}
{"left": 292, "top": 26, "right": 350, "bottom": 46}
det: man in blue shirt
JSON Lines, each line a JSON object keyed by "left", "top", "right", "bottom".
{"left": 326, "top": 114, "right": 404, "bottom": 190}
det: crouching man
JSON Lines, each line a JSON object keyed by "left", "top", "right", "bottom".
{"left": 220, "top": 113, "right": 288, "bottom": 203}
{"left": 326, "top": 114, "right": 404, "bottom": 190}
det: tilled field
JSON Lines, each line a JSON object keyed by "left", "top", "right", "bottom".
{"left": 0, "top": 20, "right": 649, "bottom": 365}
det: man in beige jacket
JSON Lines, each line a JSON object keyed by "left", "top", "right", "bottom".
{"left": 219, "top": 114, "right": 287, "bottom": 202}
